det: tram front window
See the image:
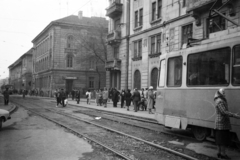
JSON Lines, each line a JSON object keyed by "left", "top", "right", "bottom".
{"left": 187, "top": 47, "right": 230, "bottom": 86}
{"left": 233, "top": 45, "right": 240, "bottom": 85}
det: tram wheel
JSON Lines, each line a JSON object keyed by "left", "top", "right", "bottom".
{"left": 192, "top": 126, "right": 210, "bottom": 141}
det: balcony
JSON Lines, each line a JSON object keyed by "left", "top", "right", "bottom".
{"left": 106, "top": 0, "right": 123, "bottom": 19}
{"left": 187, "top": 0, "right": 217, "bottom": 12}
{"left": 107, "top": 30, "right": 121, "bottom": 45}
{"left": 105, "top": 59, "right": 121, "bottom": 71}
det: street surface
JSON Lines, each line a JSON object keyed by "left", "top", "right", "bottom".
{"left": 0, "top": 106, "right": 93, "bottom": 160}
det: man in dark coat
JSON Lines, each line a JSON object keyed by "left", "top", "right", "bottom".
{"left": 132, "top": 88, "right": 141, "bottom": 112}
{"left": 75, "top": 89, "right": 81, "bottom": 104}
{"left": 59, "top": 89, "right": 66, "bottom": 107}
{"left": 112, "top": 88, "right": 120, "bottom": 107}
{"left": 3, "top": 88, "right": 10, "bottom": 105}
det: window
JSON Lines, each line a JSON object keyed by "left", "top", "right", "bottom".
{"left": 152, "top": 2, "right": 156, "bottom": 21}
{"left": 66, "top": 55, "right": 73, "bottom": 68}
{"left": 207, "top": 15, "right": 226, "bottom": 36}
{"left": 114, "top": 46, "right": 119, "bottom": 59}
{"left": 134, "top": 70, "right": 141, "bottom": 89}
{"left": 89, "top": 77, "right": 94, "bottom": 88}
{"left": 150, "top": 34, "right": 161, "bottom": 54}
{"left": 90, "top": 59, "right": 95, "bottom": 69}
{"left": 167, "top": 56, "right": 182, "bottom": 87}
{"left": 151, "top": 37, "right": 155, "bottom": 54}
{"left": 169, "top": 28, "right": 175, "bottom": 52}
{"left": 134, "top": 8, "right": 143, "bottom": 28}
{"left": 151, "top": 68, "right": 158, "bottom": 89}
{"left": 133, "top": 40, "right": 142, "bottom": 58}
{"left": 114, "top": 19, "right": 120, "bottom": 30}
{"left": 232, "top": 45, "right": 240, "bottom": 85}
{"left": 182, "top": 0, "right": 186, "bottom": 7}
{"left": 187, "top": 48, "right": 230, "bottom": 86}
{"left": 135, "top": 10, "right": 138, "bottom": 28}
{"left": 67, "top": 35, "right": 74, "bottom": 48}
{"left": 157, "top": 0, "right": 162, "bottom": 19}
{"left": 156, "top": 34, "right": 161, "bottom": 53}
{"left": 158, "top": 60, "right": 165, "bottom": 87}
{"left": 139, "top": 8, "right": 143, "bottom": 26}
{"left": 182, "top": 24, "right": 193, "bottom": 46}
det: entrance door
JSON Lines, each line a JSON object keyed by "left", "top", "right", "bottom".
{"left": 66, "top": 80, "right": 73, "bottom": 93}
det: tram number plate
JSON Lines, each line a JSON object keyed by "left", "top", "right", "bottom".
{"left": 165, "top": 116, "right": 181, "bottom": 129}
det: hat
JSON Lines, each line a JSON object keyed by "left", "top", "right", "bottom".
{"left": 149, "top": 86, "right": 153, "bottom": 89}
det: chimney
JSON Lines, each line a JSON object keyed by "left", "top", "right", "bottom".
{"left": 78, "top": 11, "right": 83, "bottom": 19}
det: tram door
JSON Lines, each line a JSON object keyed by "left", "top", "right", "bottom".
{"left": 66, "top": 80, "right": 73, "bottom": 93}
{"left": 156, "top": 60, "right": 166, "bottom": 114}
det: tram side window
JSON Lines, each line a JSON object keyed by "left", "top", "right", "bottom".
{"left": 232, "top": 45, "right": 240, "bottom": 85}
{"left": 167, "top": 56, "right": 182, "bottom": 87}
{"left": 187, "top": 47, "right": 230, "bottom": 86}
{"left": 158, "top": 59, "right": 165, "bottom": 87}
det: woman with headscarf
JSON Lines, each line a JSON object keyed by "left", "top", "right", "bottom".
{"left": 147, "top": 86, "right": 154, "bottom": 114}
{"left": 214, "top": 88, "right": 240, "bottom": 159}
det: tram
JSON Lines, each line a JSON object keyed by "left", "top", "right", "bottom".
{"left": 155, "top": 28, "right": 240, "bottom": 145}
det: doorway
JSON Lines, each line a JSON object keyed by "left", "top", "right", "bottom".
{"left": 66, "top": 80, "right": 73, "bottom": 93}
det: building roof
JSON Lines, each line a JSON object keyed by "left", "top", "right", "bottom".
{"left": 8, "top": 48, "right": 33, "bottom": 69}
{"left": 32, "top": 15, "right": 108, "bottom": 43}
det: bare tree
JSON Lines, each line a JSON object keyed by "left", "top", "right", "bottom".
{"left": 76, "top": 26, "right": 108, "bottom": 89}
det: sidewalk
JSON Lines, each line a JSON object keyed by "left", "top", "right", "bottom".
{"left": 20, "top": 95, "right": 156, "bottom": 121}
{"left": 0, "top": 95, "right": 17, "bottom": 114}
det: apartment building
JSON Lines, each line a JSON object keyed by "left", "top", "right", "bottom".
{"left": 8, "top": 48, "right": 33, "bottom": 91}
{"left": 32, "top": 12, "right": 108, "bottom": 96}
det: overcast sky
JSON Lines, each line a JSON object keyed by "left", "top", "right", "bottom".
{"left": 0, "top": 0, "right": 108, "bottom": 79}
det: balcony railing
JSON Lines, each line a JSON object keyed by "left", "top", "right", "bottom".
{"left": 106, "top": 0, "right": 123, "bottom": 19}
{"left": 105, "top": 59, "right": 121, "bottom": 71}
{"left": 187, "top": 0, "right": 216, "bottom": 12}
{"left": 107, "top": 30, "right": 121, "bottom": 45}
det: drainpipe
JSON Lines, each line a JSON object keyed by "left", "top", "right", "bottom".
{"left": 178, "top": 0, "right": 181, "bottom": 17}
{"left": 125, "top": 0, "right": 130, "bottom": 90}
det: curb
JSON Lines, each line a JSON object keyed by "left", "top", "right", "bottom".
{"left": 8, "top": 104, "right": 17, "bottom": 114}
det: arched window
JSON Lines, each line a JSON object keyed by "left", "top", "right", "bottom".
{"left": 67, "top": 55, "right": 73, "bottom": 68}
{"left": 151, "top": 68, "right": 158, "bottom": 90}
{"left": 134, "top": 70, "right": 141, "bottom": 89}
{"left": 67, "top": 35, "right": 74, "bottom": 48}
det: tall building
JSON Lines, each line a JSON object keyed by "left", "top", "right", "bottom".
{"left": 32, "top": 12, "right": 108, "bottom": 96}
{"left": 106, "top": 0, "right": 240, "bottom": 90}
{"left": 105, "top": 0, "right": 131, "bottom": 90}
{"left": 8, "top": 48, "right": 33, "bottom": 91}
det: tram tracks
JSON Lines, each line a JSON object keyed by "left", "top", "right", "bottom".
{"left": 11, "top": 99, "right": 202, "bottom": 160}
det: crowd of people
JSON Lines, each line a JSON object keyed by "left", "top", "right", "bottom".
{"left": 55, "top": 86, "right": 157, "bottom": 114}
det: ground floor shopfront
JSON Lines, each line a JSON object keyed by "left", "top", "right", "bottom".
{"left": 33, "top": 69, "right": 106, "bottom": 97}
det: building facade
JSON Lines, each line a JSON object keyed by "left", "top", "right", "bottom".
{"left": 32, "top": 13, "right": 108, "bottom": 96}
{"left": 106, "top": 0, "right": 240, "bottom": 90}
{"left": 105, "top": 0, "right": 131, "bottom": 90}
{"left": 8, "top": 48, "right": 33, "bottom": 91}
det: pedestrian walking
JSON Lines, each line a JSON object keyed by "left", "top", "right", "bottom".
{"left": 120, "top": 89, "right": 126, "bottom": 108}
{"left": 71, "top": 89, "right": 75, "bottom": 100}
{"left": 75, "top": 89, "right": 81, "bottom": 104}
{"left": 214, "top": 88, "right": 240, "bottom": 159}
{"left": 131, "top": 88, "right": 141, "bottom": 112}
{"left": 60, "top": 89, "right": 67, "bottom": 107}
{"left": 55, "top": 89, "right": 61, "bottom": 107}
{"left": 2, "top": 88, "right": 10, "bottom": 105}
{"left": 22, "top": 89, "right": 26, "bottom": 99}
{"left": 102, "top": 87, "right": 109, "bottom": 108}
{"left": 86, "top": 90, "right": 91, "bottom": 105}
{"left": 96, "top": 90, "right": 100, "bottom": 106}
{"left": 112, "top": 88, "right": 120, "bottom": 107}
{"left": 125, "top": 89, "right": 132, "bottom": 111}
{"left": 147, "top": 86, "right": 154, "bottom": 114}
